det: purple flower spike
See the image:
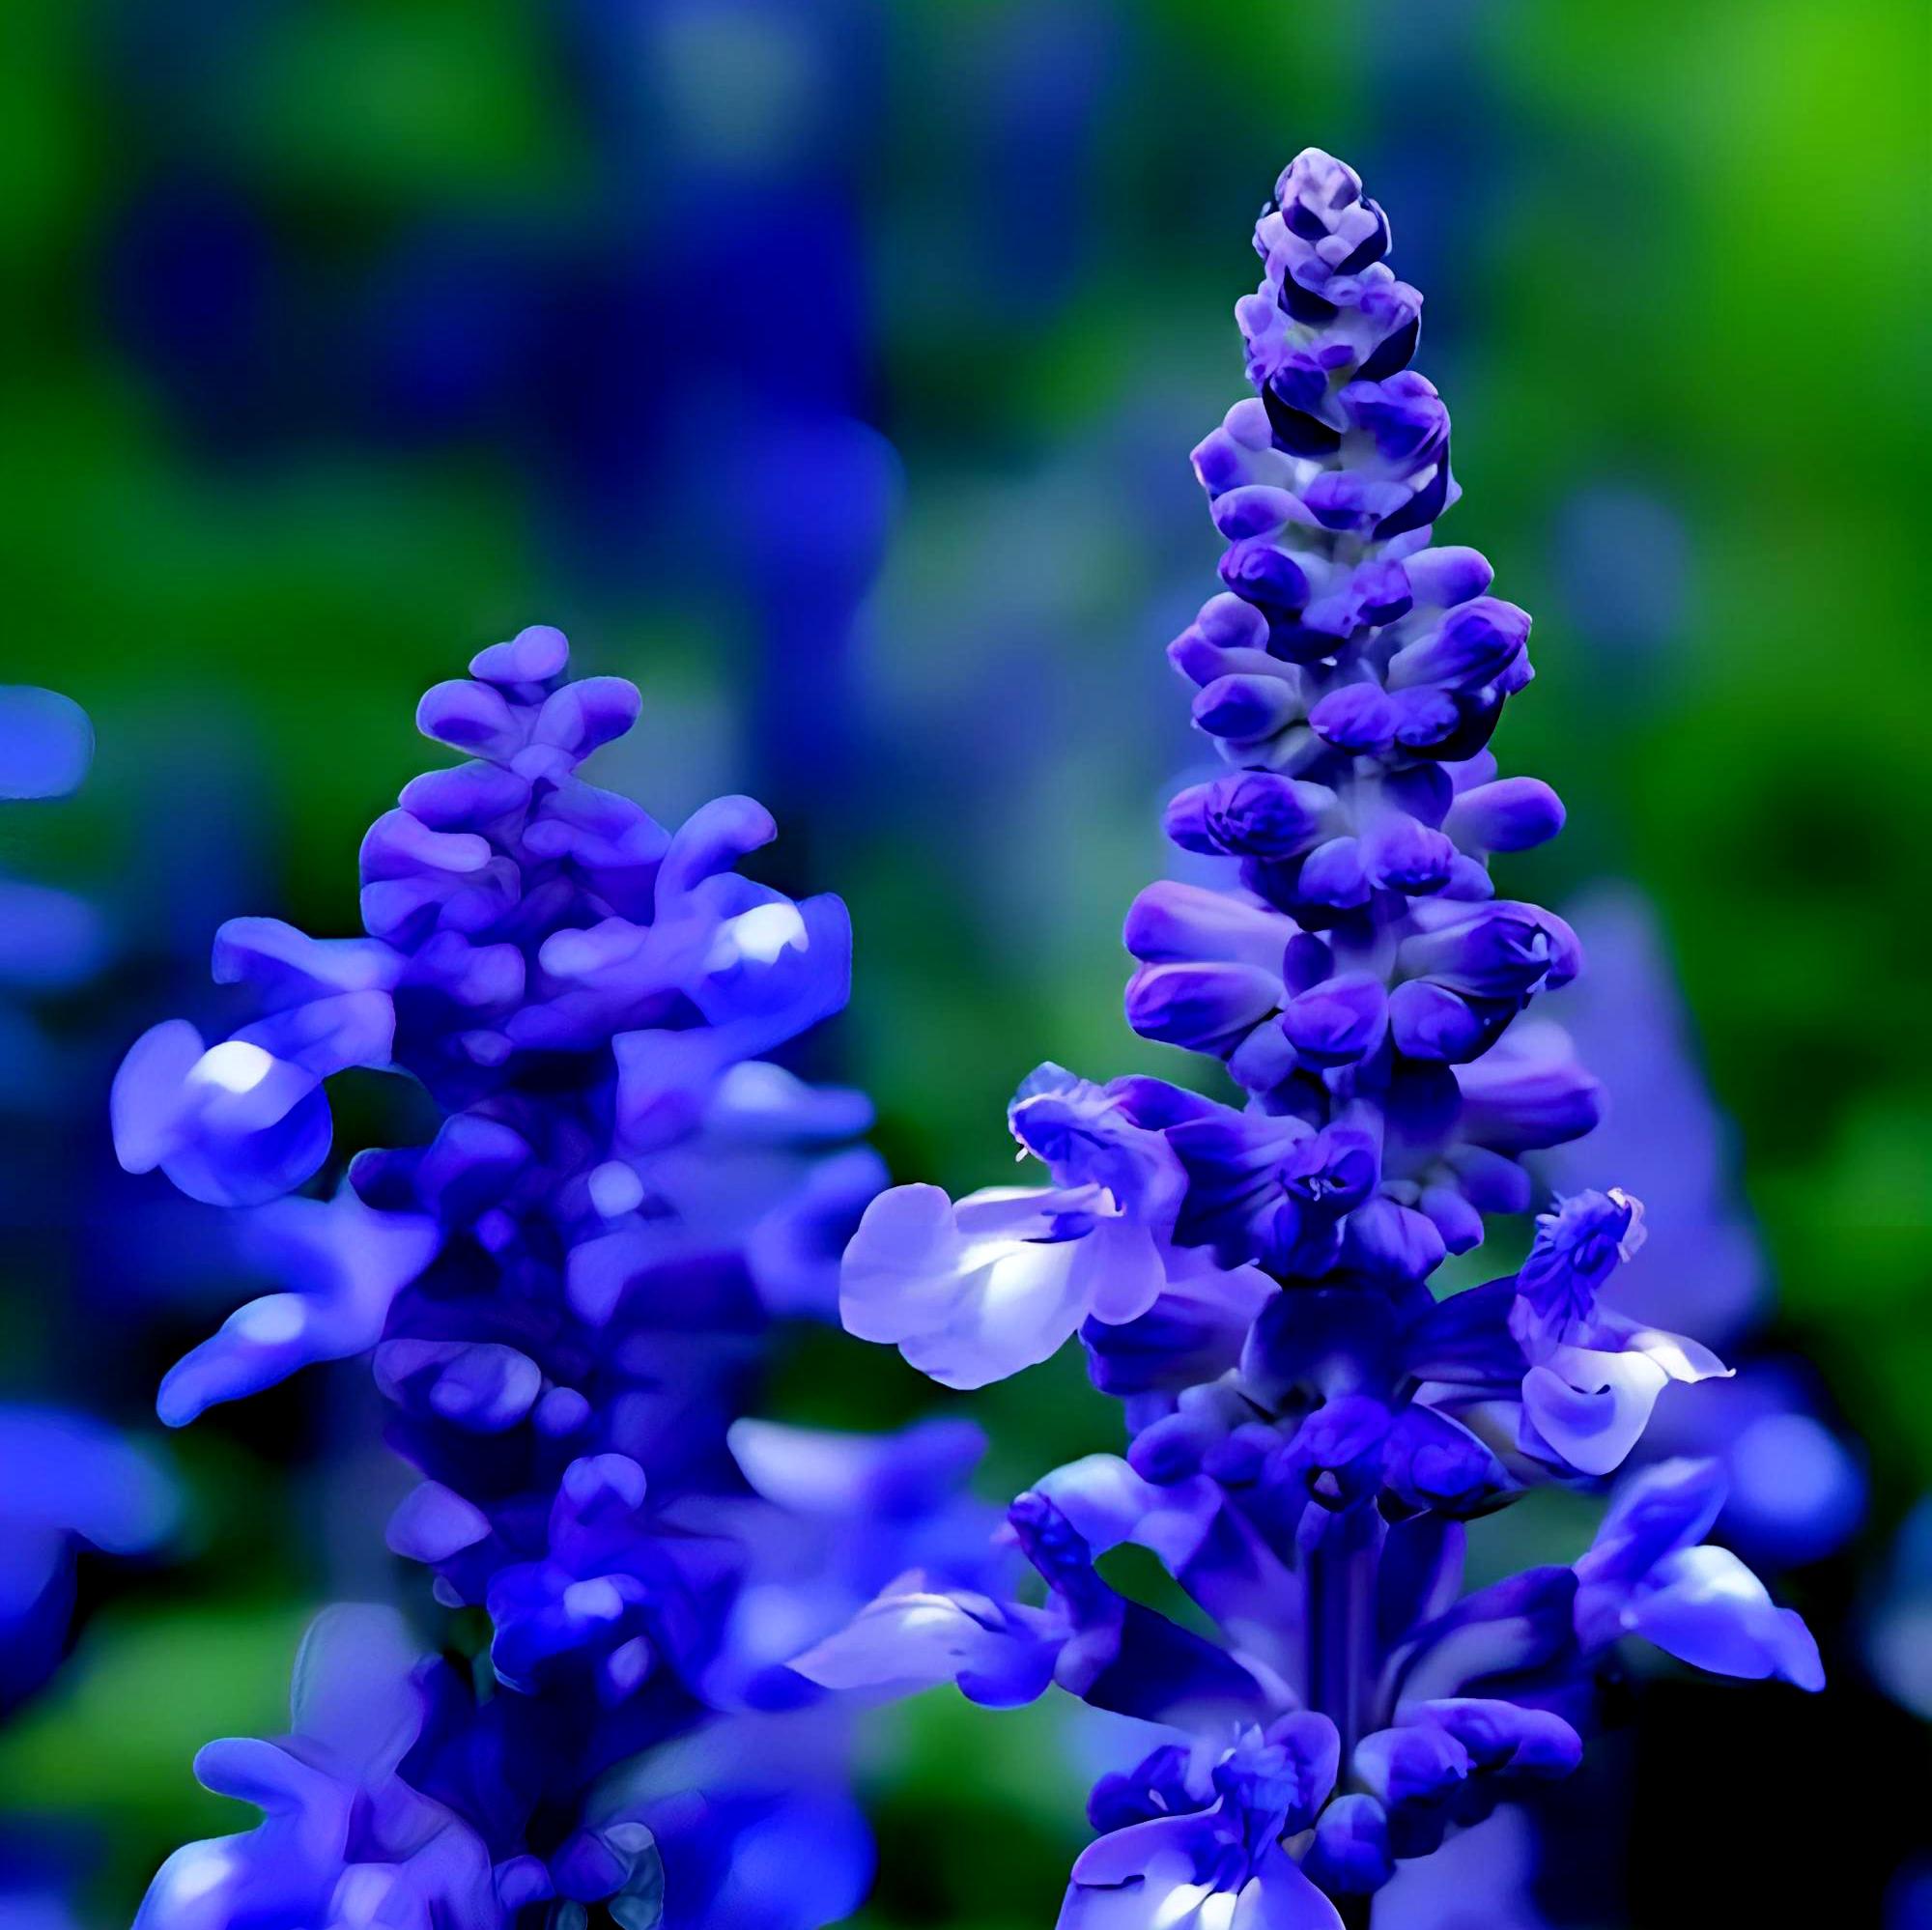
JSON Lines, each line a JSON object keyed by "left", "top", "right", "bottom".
{"left": 120, "top": 629, "right": 997, "bottom": 1927}
{"left": 827, "top": 150, "right": 1823, "bottom": 1919}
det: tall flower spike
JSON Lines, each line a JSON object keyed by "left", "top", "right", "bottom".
{"left": 819, "top": 151, "right": 1820, "bottom": 1926}
{"left": 116, "top": 629, "right": 997, "bottom": 1928}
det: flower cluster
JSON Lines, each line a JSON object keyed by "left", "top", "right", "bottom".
{"left": 813, "top": 151, "right": 1821, "bottom": 1925}
{"left": 115, "top": 630, "right": 992, "bottom": 1929}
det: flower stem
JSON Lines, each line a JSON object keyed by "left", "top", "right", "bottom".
{"left": 1303, "top": 1509, "right": 1379, "bottom": 1760}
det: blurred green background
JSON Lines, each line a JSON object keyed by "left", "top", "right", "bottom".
{"left": 0, "top": 0, "right": 1925, "bottom": 1922}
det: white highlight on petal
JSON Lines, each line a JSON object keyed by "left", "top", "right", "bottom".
{"left": 588, "top": 1160, "right": 644, "bottom": 1217}
{"left": 563, "top": 1577, "right": 627, "bottom": 1623}
{"left": 191, "top": 1040, "right": 275, "bottom": 1095}
{"left": 164, "top": 1847, "right": 234, "bottom": 1906}
{"left": 237, "top": 1297, "right": 304, "bottom": 1343}
{"left": 709, "top": 900, "right": 808, "bottom": 968}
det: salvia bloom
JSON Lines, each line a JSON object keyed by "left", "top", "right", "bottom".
{"left": 113, "top": 629, "right": 993, "bottom": 1928}
{"left": 810, "top": 151, "right": 1823, "bottom": 1926}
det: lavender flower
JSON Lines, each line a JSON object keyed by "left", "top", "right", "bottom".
{"left": 813, "top": 151, "right": 1821, "bottom": 1924}
{"left": 115, "top": 629, "right": 991, "bottom": 1927}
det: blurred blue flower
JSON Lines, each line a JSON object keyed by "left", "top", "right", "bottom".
{"left": 1865, "top": 1496, "right": 1932, "bottom": 1723}
{"left": 1543, "top": 888, "right": 1865, "bottom": 1568}
{"left": 0, "top": 1405, "right": 179, "bottom": 1716}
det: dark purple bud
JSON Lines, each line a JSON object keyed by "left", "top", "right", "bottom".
{"left": 1375, "top": 447, "right": 1457, "bottom": 541}
{"left": 1262, "top": 353, "right": 1331, "bottom": 418}
{"left": 1282, "top": 931, "right": 1333, "bottom": 995}
{"left": 1169, "top": 597, "right": 1274, "bottom": 686}
{"left": 386, "top": 1481, "right": 491, "bottom": 1565}
{"left": 1191, "top": 426, "right": 1250, "bottom": 495}
{"left": 1357, "top": 307, "right": 1421, "bottom": 383}
{"left": 1197, "top": 590, "right": 1271, "bottom": 647}
{"left": 1291, "top": 1393, "right": 1393, "bottom": 1507}
{"left": 1262, "top": 386, "right": 1343, "bottom": 457}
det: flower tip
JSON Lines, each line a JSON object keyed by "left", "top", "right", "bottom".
{"left": 469, "top": 624, "right": 570, "bottom": 687}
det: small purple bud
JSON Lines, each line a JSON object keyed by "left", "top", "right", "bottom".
{"left": 1208, "top": 484, "right": 1300, "bottom": 540}
{"left": 1124, "top": 962, "right": 1282, "bottom": 1056}
{"left": 1386, "top": 597, "right": 1532, "bottom": 693}
{"left": 1309, "top": 682, "right": 1399, "bottom": 753}
{"left": 1281, "top": 973, "right": 1388, "bottom": 1065}
{"left": 1444, "top": 777, "right": 1566, "bottom": 852}
{"left": 1164, "top": 773, "right": 1329, "bottom": 859}
{"left": 1294, "top": 836, "right": 1373, "bottom": 910}
{"left": 469, "top": 624, "right": 570, "bottom": 688}
{"left": 1361, "top": 814, "right": 1456, "bottom": 894}
{"left": 1387, "top": 979, "right": 1493, "bottom": 1062}
{"left": 1218, "top": 539, "right": 1312, "bottom": 610}
{"left": 1191, "top": 672, "right": 1300, "bottom": 743}
{"left": 1123, "top": 881, "right": 1295, "bottom": 971}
